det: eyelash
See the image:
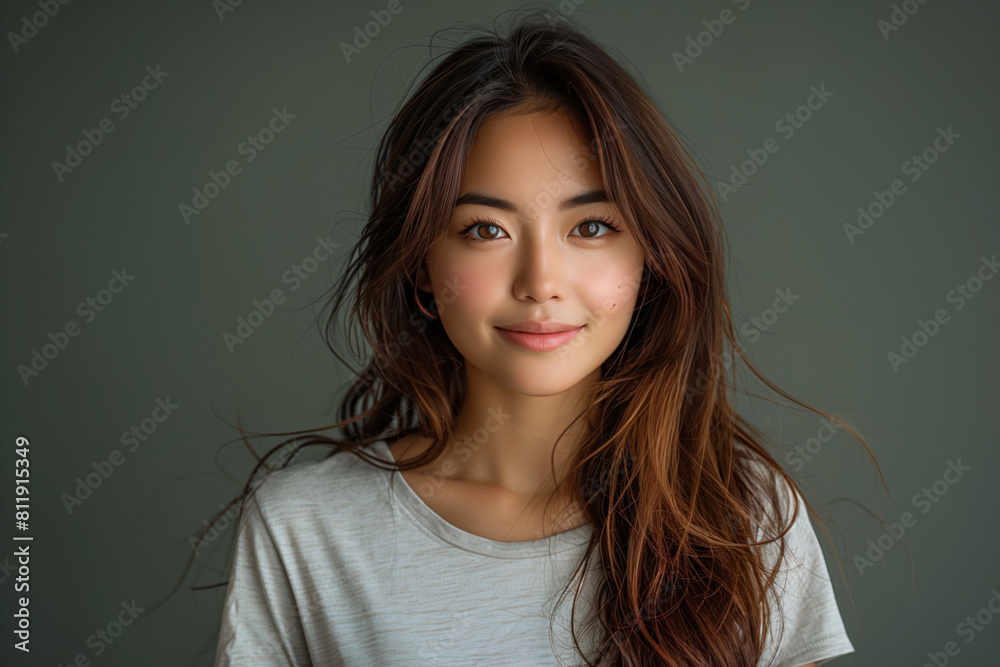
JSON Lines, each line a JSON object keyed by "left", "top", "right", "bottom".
{"left": 458, "top": 216, "right": 622, "bottom": 243}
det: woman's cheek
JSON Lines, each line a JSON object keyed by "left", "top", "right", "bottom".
{"left": 588, "top": 266, "right": 639, "bottom": 313}
{"left": 434, "top": 261, "right": 495, "bottom": 317}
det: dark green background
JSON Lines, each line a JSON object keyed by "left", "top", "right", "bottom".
{"left": 2, "top": 0, "right": 998, "bottom": 665}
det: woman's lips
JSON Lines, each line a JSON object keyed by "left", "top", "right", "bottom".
{"left": 494, "top": 326, "right": 584, "bottom": 351}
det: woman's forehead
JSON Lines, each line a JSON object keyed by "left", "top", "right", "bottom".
{"left": 458, "top": 111, "right": 603, "bottom": 200}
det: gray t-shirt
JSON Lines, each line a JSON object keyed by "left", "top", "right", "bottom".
{"left": 214, "top": 440, "right": 855, "bottom": 666}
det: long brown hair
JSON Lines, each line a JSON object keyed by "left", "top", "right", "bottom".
{"left": 180, "top": 9, "right": 887, "bottom": 665}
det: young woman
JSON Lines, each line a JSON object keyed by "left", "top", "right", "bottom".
{"left": 205, "top": 10, "right": 884, "bottom": 666}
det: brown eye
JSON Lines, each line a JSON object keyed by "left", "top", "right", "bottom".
{"left": 459, "top": 218, "right": 509, "bottom": 242}
{"left": 573, "top": 217, "right": 621, "bottom": 238}
{"left": 579, "top": 221, "right": 601, "bottom": 238}
{"left": 479, "top": 224, "right": 501, "bottom": 239}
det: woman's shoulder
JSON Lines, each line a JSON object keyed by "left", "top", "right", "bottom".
{"left": 731, "top": 445, "right": 815, "bottom": 560}
{"left": 247, "top": 443, "right": 391, "bottom": 519}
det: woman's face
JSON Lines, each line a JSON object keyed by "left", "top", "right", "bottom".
{"left": 417, "top": 109, "right": 645, "bottom": 397}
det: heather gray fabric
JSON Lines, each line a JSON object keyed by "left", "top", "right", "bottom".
{"left": 214, "top": 440, "right": 855, "bottom": 666}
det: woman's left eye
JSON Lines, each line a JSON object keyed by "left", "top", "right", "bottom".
{"left": 459, "top": 217, "right": 621, "bottom": 242}
{"left": 573, "top": 217, "right": 622, "bottom": 238}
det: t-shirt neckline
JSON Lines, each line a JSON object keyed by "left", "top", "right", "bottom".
{"left": 375, "top": 439, "right": 594, "bottom": 559}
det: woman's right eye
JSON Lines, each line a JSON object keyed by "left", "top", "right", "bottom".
{"left": 458, "top": 217, "right": 508, "bottom": 242}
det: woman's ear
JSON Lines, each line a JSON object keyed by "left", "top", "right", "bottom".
{"left": 416, "top": 263, "right": 432, "bottom": 292}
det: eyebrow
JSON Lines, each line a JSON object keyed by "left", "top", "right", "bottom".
{"left": 454, "top": 189, "right": 610, "bottom": 213}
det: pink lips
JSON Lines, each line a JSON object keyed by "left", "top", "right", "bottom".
{"left": 494, "top": 325, "right": 584, "bottom": 351}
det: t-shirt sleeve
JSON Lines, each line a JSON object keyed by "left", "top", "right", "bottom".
{"left": 214, "top": 481, "right": 313, "bottom": 667}
{"left": 761, "top": 479, "right": 856, "bottom": 667}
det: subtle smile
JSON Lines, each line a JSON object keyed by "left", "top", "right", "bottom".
{"left": 494, "top": 326, "right": 584, "bottom": 352}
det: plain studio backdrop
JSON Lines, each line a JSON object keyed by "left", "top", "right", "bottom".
{"left": 1, "top": 0, "right": 997, "bottom": 665}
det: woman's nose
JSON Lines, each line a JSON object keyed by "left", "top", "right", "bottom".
{"left": 511, "top": 234, "right": 567, "bottom": 302}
